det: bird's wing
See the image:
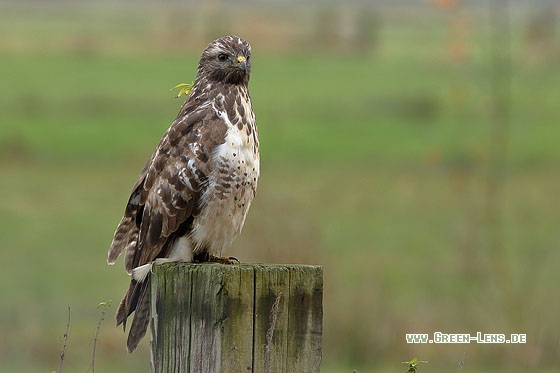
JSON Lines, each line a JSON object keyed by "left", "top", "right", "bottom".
{"left": 107, "top": 100, "right": 227, "bottom": 273}
{"left": 108, "top": 100, "right": 229, "bottom": 351}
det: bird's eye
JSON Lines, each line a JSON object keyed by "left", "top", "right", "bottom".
{"left": 217, "top": 54, "right": 229, "bottom": 62}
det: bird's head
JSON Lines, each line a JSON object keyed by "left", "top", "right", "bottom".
{"left": 197, "top": 36, "right": 252, "bottom": 85}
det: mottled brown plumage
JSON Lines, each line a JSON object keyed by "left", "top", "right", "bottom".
{"left": 107, "top": 36, "right": 259, "bottom": 352}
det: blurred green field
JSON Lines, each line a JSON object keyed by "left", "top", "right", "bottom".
{"left": 1, "top": 2, "right": 560, "bottom": 372}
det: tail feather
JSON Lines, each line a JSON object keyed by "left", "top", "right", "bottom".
{"left": 126, "top": 283, "right": 151, "bottom": 353}
{"left": 116, "top": 290, "right": 132, "bottom": 331}
{"left": 115, "top": 275, "right": 151, "bottom": 353}
{"left": 116, "top": 279, "right": 137, "bottom": 327}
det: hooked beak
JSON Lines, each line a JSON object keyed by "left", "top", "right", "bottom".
{"left": 236, "top": 55, "right": 247, "bottom": 72}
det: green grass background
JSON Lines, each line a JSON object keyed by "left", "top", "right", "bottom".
{"left": 1, "top": 2, "right": 559, "bottom": 372}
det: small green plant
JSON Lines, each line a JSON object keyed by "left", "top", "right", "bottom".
{"left": 402, "top": 357, "right": 429, "bottom": 373}
{"left": 170, "top": 82, "right": 194, "bottom": 98}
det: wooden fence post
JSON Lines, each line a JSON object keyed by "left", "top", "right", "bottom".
{"left": 149, "top": 263, "right": 323, "bottom": 373}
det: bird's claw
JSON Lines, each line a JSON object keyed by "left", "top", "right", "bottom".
{"left": 208, "top": 255, "right": 240, "bottom": 264}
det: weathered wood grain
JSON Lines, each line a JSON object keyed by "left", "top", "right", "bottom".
{"left": 253, "top": 264, "right": 290, "bottom": 372}
{"left": 149, "top": 263, "right": 322, "bottom": 373}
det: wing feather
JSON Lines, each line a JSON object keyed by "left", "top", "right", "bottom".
{"left": 107, "top": 101, "right": 228, "bottom": 349}
{"left": 107, "top": 103, "right": 221, "bottom": 270}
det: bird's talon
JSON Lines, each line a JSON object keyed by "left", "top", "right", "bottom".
{"left": 228, "top": 256, "right": 240, "bottom": 263}
{"left": 208, "top": 255, "right": 239, "bottom": 264}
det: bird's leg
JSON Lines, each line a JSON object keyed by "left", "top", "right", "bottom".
{"left": 193, "top": 251, "right": 239, "bottom": 264}
{"left": 208, "top": 255, "right": 240, "bottom": 265}
{"left": 208, "top": 255, "right": 241, "bottom": 264}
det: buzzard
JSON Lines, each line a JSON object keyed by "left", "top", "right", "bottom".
{"left": 107, "top": 36, "right": 259, "bottom": 352}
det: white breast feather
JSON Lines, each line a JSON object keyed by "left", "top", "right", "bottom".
{"left": 189, "top": 101, "right": 259, "bottom": 256}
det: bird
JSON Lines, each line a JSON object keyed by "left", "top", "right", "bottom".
{"left": 106, "top": 36, "right": 259, "bottom": 353}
